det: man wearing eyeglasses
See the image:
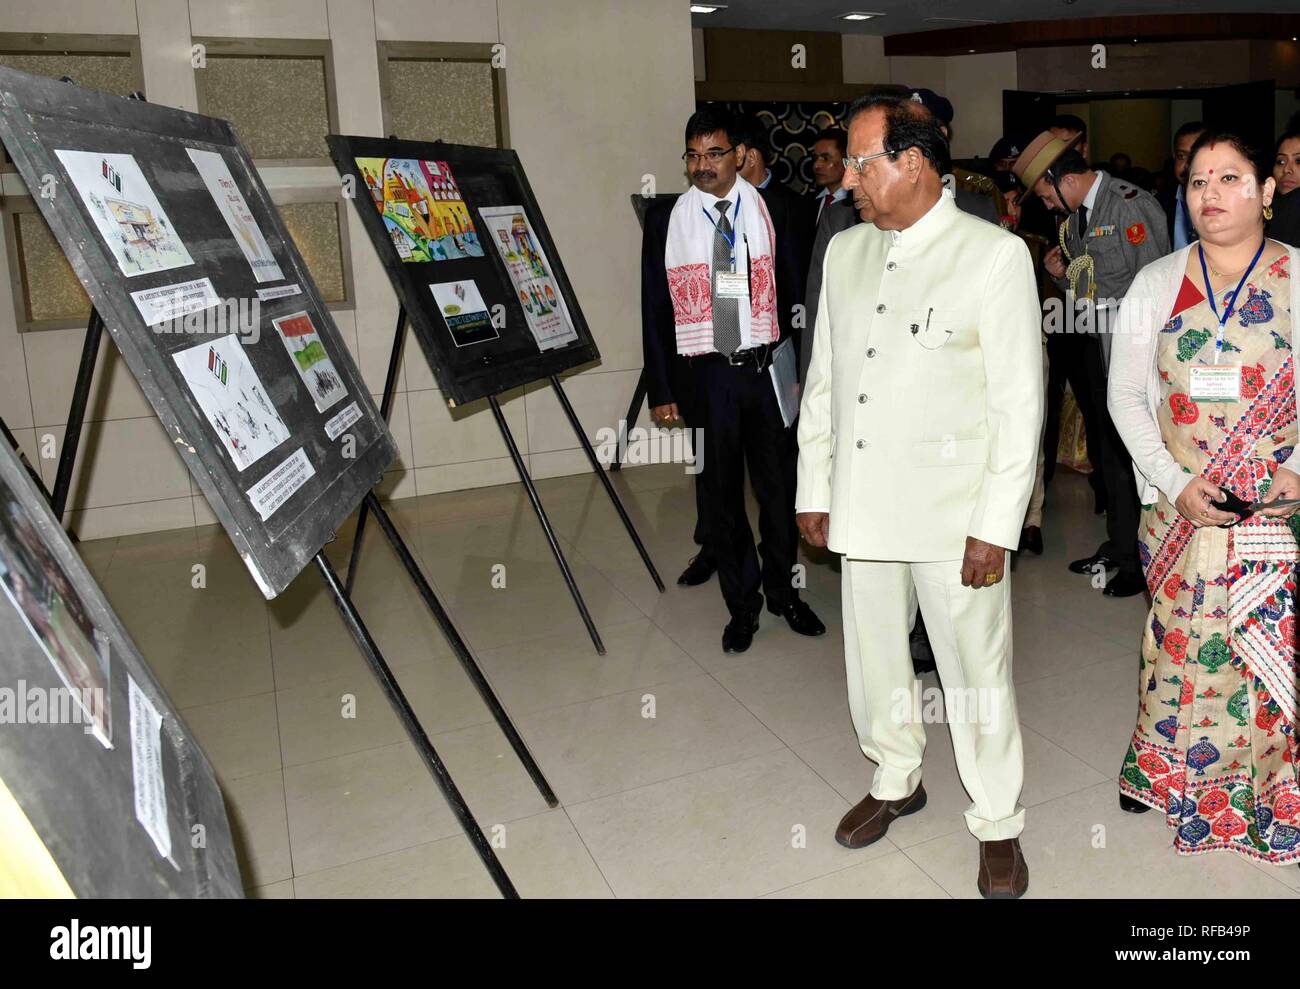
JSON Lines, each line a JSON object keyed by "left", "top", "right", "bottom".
{"left": 810, "top": 128, "right": 848, "bottom": 223}
{"left": 641, "top": 106, "right": 824, "bottom": 653}
{"left": 796, "top": 93, "right": 1043, "bottom": 898}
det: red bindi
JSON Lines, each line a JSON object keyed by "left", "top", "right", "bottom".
{"left": 1208, "top": 168, "right": 1214, "bottom": 175}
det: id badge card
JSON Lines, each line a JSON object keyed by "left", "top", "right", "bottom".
{"left": 1189, "top": 365, "right": 1241, "bottom": 403}
{"left": 715, "top": 270, "right": 750, "bottom": 299}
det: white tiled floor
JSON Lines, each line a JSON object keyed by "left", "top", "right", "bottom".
{"left": 80, "top": 463, "right": 1300, "bottom": 899}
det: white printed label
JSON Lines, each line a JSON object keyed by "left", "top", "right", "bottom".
{"left": 715, "top": 271, "right": 750, "bottom": 299}
{"left": 130, "top": 277, "right": 221, "bottom": 325}
{"left": 256, "top": 283, "right": 302, "bottom": 302}
{"left": 1189, "top": 365, "right": 1242, "bottom": 403}
{"left": 245, "top": 447, "right": 316, "bottom": 521}
{"left": 324, "top": 400, "right": 362, "bottom": 441}
{"left": 128, "top": 675, "right": 171, "bottom": 859}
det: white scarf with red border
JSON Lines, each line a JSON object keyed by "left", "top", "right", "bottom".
{"left": 664, "top": 175, "right": 778, "bottom": 355}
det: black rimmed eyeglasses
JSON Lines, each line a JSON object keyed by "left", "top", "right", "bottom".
{"left": 682, "top": 147, "right": 736, "bottom": 165}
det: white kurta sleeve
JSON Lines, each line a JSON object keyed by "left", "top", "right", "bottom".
{"left": 795, "top": 254, "right": 835, "bottom": 514}
{"left": 967, "top": 235, "right": 1044, "bottom": 550}
{"left": 1108, "top": 267, "right": 1192, "bottom": 504}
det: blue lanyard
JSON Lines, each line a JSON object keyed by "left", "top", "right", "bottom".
{"left": 702, "top": 195, "right": 741, "bottom": 267}
{"left": 1198, "top": 238, "right": 1264, "bottom": 365}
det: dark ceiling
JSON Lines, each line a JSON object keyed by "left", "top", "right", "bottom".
{"left": 689, "top": 0, "right": 1300, "bottom": 36}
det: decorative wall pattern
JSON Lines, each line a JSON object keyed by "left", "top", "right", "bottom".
{"left": 713, "top": 100, "right": 844, "bottom": 195}
{"left": 197, "top": 55, "right": 331, "bottom": 160}
{"left": 279, "top": 202, "right": 346, "bottom": 304}
{"left": 15, "top": 212, "right": 91, "bottom": 324}
{"left": 384, "top": 59, "right": 497, "bottom": 147}
{"left": 0, "top": 52, "right": 137, "bottom": 95}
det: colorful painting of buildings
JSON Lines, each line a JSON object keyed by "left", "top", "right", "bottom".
{"left": 356, "top": 157, "right": 484, "bottom": 263}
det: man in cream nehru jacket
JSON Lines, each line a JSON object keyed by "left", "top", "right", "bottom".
{"left": 796, "top": 93, "right": 1043, "bottom": 899}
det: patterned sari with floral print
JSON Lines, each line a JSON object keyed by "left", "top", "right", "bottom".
{"left": 1120, "top": 252, "right": 1300, "bottom": 864}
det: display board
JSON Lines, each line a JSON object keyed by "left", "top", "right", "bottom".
{"left": 327, "top": 136, "right": 600, "bottom": 406}
{"left": 0, "top": 68, "right": 397, "bottom": 598}
{"left": 0, "top": 438, "right": 242, "bottom": 898}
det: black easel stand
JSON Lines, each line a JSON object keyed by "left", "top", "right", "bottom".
{"left": 48, "top": 306, "right": 549, "bottom": 894}
{"left": 50, "top": 306, "right": 104, "bottom": 520}
{"left": 343, "top": 304, "right": 407, "bottom": 597}
{"left": 0, "top": 415, "right": 46, "bottom": 493}
{"left": 362, "top": 489, "right": 557, "bottom": 806}
{"left": 487, "top": 391, "right": 605, "bottom": 654}
{"left": 611, "top": 368, "right": 647, "bottom": 472}
{"left": 346, "top": 306, "right": 667, "bottom": 656}
{"left": 547, "top": 374, "right": 662, "bottom": 592}
{"left": 314, "top": 551, "right": 518, "bottom": 898}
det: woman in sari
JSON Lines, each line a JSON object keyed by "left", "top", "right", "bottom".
{"left": 1109, "top": 130, "right": 1300, "bottom": 865}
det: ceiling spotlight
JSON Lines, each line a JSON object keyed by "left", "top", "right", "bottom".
{"left": 839, "top": 11, "right": 883, "bottom": 20}
{"left": 690, "top": 4, "right": 726, "bottom": 12}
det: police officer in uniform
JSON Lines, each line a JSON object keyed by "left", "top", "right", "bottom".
{"left": 1014, "top": 131, "right": 1170, "bottom": 597}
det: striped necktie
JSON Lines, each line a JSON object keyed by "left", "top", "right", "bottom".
{"left": 712, "top": 200, "right": 741, "bottom": 355}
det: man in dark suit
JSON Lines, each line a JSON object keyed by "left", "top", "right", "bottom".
{"left": 738, "top": 115, "right": 816, "bottom": 311}
{"left": 1157, "top": 121, "right": 1205, "bottom": 252}
{"left": 642, "top": 106, "right": 824, "bottom": 652}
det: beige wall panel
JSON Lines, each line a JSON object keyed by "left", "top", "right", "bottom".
{"left": 137, "top": 0, "right": 198, "bottom": 111}
{"left": 498, "top": 0, "right": 695, "bottom": 377}
{"left": 374, "top": 0, "right": 499, "bottom": 44}
{"left": 24, "top": 329, "right": 153, "bottom": 427}
{"left": 38, "top": 416, "right": 191, "bottom": 511}
{"left": 188, "top": 0, "right": 329, "bottom": 40}
{"left": 407, "top": 386, "right": 527, "bottom": 469}
{"left": 68, "top": 496, "right": 197, "bottom": 540}
{"left": 0, "top": 1, "right": 136, "bottom": 36}
{"left": 945, "top": 51, "right": 1017, "bottom": 160}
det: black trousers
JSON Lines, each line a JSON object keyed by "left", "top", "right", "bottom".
{"left": 692, "top": 357, "right": 798, "bottom": 617}
{"left": 1079, "top": 335, "right": 1141, "bottom": 575}
{"left": 1044, "top": 331, "right": 1107, "bottom": 499}
{"left": 670, "top": 359, "right": 711, "bottom": 558}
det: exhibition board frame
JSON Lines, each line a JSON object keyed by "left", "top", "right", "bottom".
{"left": 329, "top": 136, "right": 665, "bottom": 655}
{"left": 0, "top": 66, "right": 395, "bottom": 599}
{"left": 0, "top": 68, "right": 556, "bottom": 898}
{"left": 0, "top": 433, "right": 241, "bottom": 898}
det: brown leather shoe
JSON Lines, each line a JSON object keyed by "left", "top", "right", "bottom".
{"left": 977, "top": 838, "right": 1029, "bottom": 899}
{"left": 835, "top": 785, "right": 927, "bottom": 849}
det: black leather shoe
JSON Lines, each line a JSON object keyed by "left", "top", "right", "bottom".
{"left": 1119, "top": 793, "right": 1151, "bottom": 814}
{"left": 722, "top": 611, "right": 759, "bottom": 653}
{"left": 677, "top": 554, "right": 716, "bottom": 587}
{"left": 1018, "top": 526, "right": 1043, "bottom": 555}
{"left": 910, "top": 620, "right": 936, "bottom": 674}
{"left": 1068, "top": 551, "right": 1114, "bottom": 575}
{"left": 768, "top": 599, "right": 825, "bottom": 636}
{"left": 1103, "top": 571, "right": 1146, "bottom": 598}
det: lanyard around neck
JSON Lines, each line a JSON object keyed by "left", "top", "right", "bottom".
{"left": 702, "top": 194, "right": 742, "bottom": 256}
{"left": 1198, "top": 238, "right": 1265, "bottom": 365}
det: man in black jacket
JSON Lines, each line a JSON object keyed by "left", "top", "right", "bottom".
{"left": 641, "top": 106, "right": 824, "bottom": 653}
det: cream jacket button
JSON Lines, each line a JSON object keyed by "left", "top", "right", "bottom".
{"left": 866, "top": 348, "right": 877, "bottom": 358}
{"left": 876, "top": 304, "right": 886, "bottom": 313}
{"left": 855, "top": 439, "right": 865, "bottom": 449}
{"left": 886, "top": 261, "right": 897, "bottom": 271}
{"left": 858, "top": 394, "right": 867, "bottom": 403}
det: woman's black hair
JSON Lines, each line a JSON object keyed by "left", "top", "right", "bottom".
{"left": 1274, "top": 129, "right": 1300, "bottom": 158}
{"left": 1188, "top": 128, "right": 1269, "bottom": 182}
